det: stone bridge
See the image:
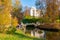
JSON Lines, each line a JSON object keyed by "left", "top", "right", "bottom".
{"left": 20, "top": 23, "right": 60, "bottom": 38}
{"left": 21, "top": 23, "right": 60, "bottom": 32}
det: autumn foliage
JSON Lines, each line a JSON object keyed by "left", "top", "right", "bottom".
{"left": 0, "top": 0, "right": 21, "bottom": 33}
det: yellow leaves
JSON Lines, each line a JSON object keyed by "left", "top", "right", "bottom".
{"left": 0, "top": 0, "right": 12, "bottom": 27}
{"left": 15, "top": 0, "right": 20, "bottom": 6}
{"left": 0, "top": 0, "right": 12, "bottom": 24}
{"left": 0, "top": 0, "right": 19, "bottom": 33}
{"left": 0, "top": 0, "right": 18, "bottom": 28}
{"left": 0, "top": 0, "right": 2, "bottom": 6}
{"left": 11, "top": 17, "right": 18, "bottom": 27}
{"left": 0, "top": 13, "right": 11, "bottom": 26}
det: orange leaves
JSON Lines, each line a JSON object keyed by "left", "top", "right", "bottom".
{"left": 46, "top": 0, "right": 59, "bottom": 22}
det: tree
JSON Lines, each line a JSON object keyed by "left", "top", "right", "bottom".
{"left": 46, "top": 0, "right": 60, "bottom": 40}
{"left": 24, "top": 6, "right": 31, "bottom": 19}
{"left": 35, "top": 0, "right": 46, "bottom": 18}
{"left": 11, "top": 0, "right": 22, "bottom": 24}
{"left": 0, "top": 0, "right": 18, "bottom": 33}
{"left": 0, "top": 0, "right": 12, "bottom": 27}
{"left": 45, "top": 0, "right": 59, "bottom": 23}
{"left": 0, "top": 0, "right": 12, "bottom": 32}
{"left": 35, "top": 0, "right": 46, "bottom": 9}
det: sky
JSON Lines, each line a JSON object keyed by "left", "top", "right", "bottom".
{"left": 12, "top": 0, "right": 36, "bottom": 11}
{"left": 20, "top": 0, "right": 36, "bottom": 8}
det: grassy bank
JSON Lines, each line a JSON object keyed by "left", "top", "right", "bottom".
{"left": 0, "top": 30, "right": 45, "bottom": 40}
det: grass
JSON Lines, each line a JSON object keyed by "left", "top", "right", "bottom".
{"left": 0, "top": 30, "right": 45, "bottom": 40}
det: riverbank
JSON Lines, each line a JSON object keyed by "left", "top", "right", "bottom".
{"left": 0, "top": 30, "right": 45, "bottom": 40}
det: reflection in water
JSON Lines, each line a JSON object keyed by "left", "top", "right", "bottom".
{"left": 46, "top": 31, "right": 60, "bottom": 40}
{"left": 22, "top": 24, "right": 60, "bottom": 40}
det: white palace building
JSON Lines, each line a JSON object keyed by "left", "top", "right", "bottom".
{"left": 30, "top": 7, "right": 41, "bottom": 18}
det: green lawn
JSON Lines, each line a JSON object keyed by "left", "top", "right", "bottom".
{"left": 0, "top": 30, "right": 45, "bottom": 40}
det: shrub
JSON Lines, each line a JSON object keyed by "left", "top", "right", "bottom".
{"left": 6, "top": 26, "right": 16, "bottom": 34}
{"left": 0, "top": 26, "right": 16, "bottom": 34}
{"left": 0, "top": 26, "right": 6, "bottom": 33}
